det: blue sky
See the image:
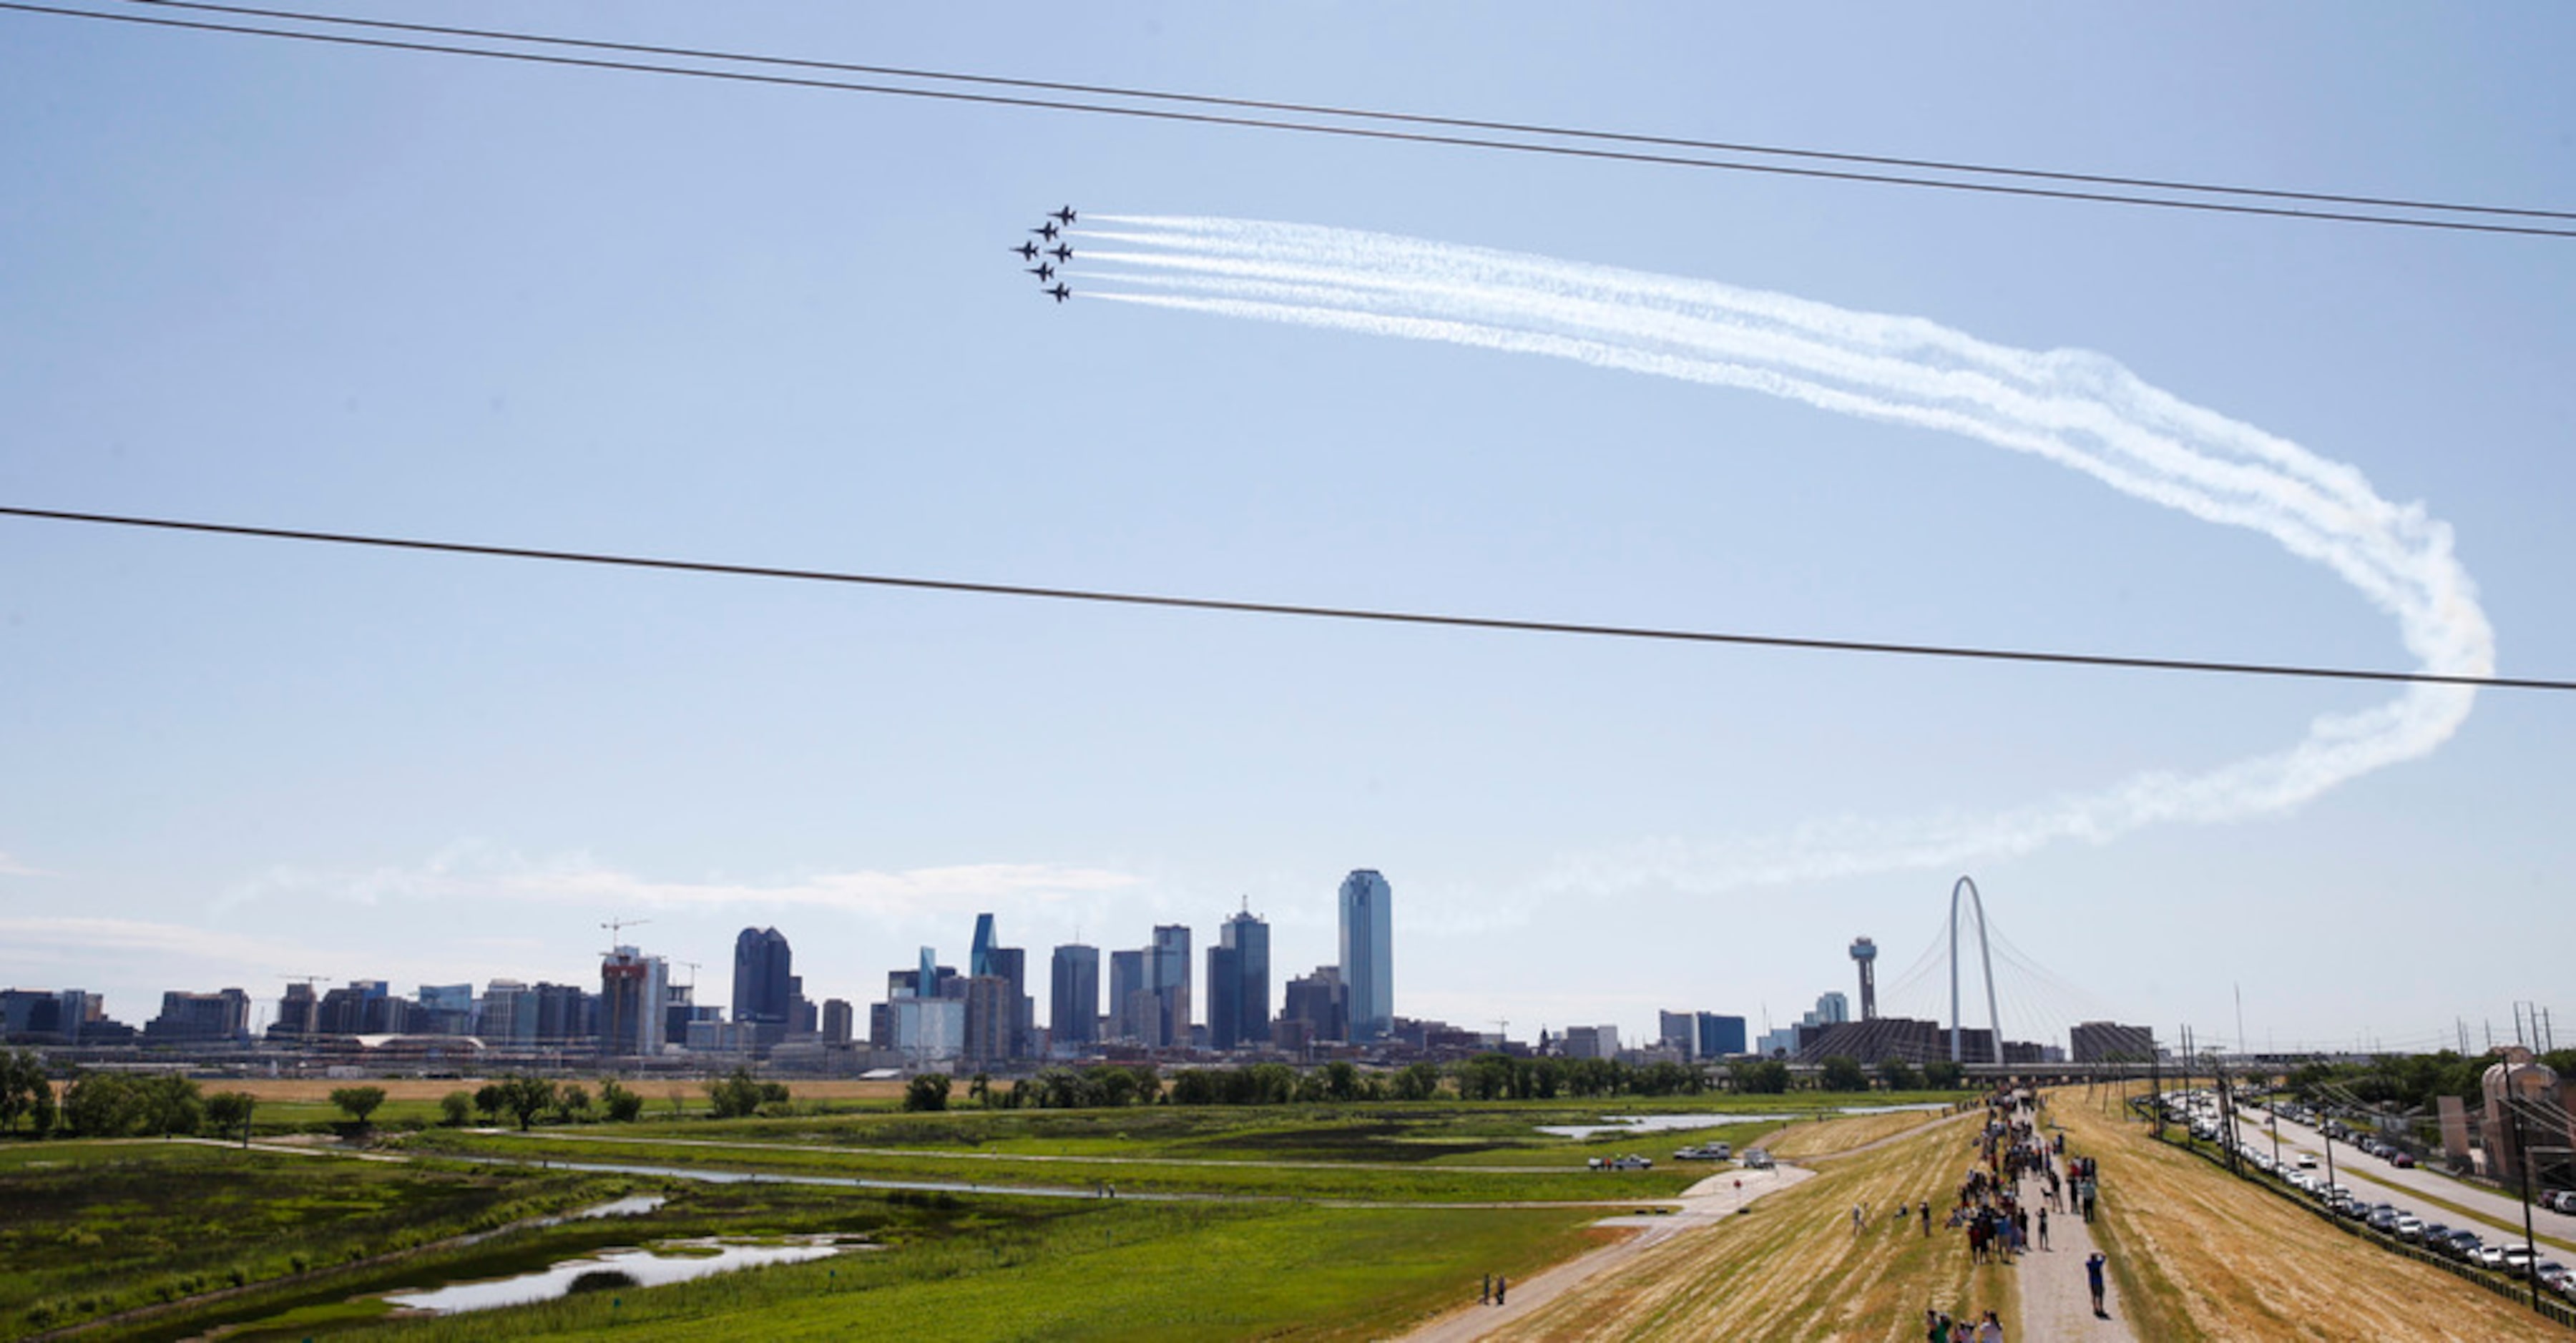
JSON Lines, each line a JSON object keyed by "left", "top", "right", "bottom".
{"left": 4, "top": 3, "right": 2572, "bottom": 1054}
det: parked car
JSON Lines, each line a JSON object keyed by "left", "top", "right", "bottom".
{"left": 1673, "top": 1142, "right": 1732, "bottom": 1161}
{"left": 1588, "top": 1154, "right": 1653, "bottom": 1171}
{"left": 2386, "top": 1151, "right": 2415, "bottom": 1169}
{"left": 1740, "top": 1148, "right": 1774, "bottom": 1170}
{"left": 2391, "top": 1214, "right": 2424, "bottom": 1241}
{"left": 2502, "top": 1246, "right": 2536, "bottom": 1278}
{"left": 2444, "top": 1230, "right": 2484, "bottom": 1261}
{"left": 2475, "top": 1244, "right": 2509, "bottom": 1271}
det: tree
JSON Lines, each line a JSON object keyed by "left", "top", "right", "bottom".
{"left": 1733, "top": 1058, "right": 1791, "bottom": 1095}
{"left": 473, "top": 1082, "right": 506, "bottom": 1124}
{"left": 1923, "top": 1059, "right": 1966, "bottom": 1091}
{"left": 329, "top": 1085, "right": 388, "bottom": 1126}
{"left": 969, "top": 1072, "right": 993, "bottom": 1108}
{"left": 205, "top": 1091, "right": 258, "bottom": 1138}
{"left": 1877, "top": 1058, "right": 1923, "bottom": 1091}
{"left": 552, "top": 1083, "right": 592, "bottom": 1124}
{"left": 0, "top": 1048, "right": 49, "bottom": 1136}
{"left": 1818, "top": 1056, "right": 1869, "bottom": 1093}
{"left": 1391, "top": 1061, "right": 1443, "bottom": 1101}
{"left": 903, "top": 1073, "right": 952, "bottom": 1112}
{"left": 705, "top": 1068, "right": 765, "bottom": 1119}
{"left": 439, "top": 1091, "right": 474, "bottom": 1127}
{"left": 499, "top": 1074, "right": 556, "bottom": 1131}
{"left": 1322, "top": 1060, "right": 1362, "bottom": 1103}
{"left": 599, "top": 1079, "right": 644, "bottom": 1123}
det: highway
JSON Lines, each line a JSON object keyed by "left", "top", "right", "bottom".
{"left": 2222, "top": 1104, "right": 2575, "bottom": 1254}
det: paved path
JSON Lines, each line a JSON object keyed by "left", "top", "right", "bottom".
{"left": 1399, "top": 1164, "right": 1812, "bottom": 1342}
{"left": 2011, "top": 1129, "right": 2134, "bottom": 1339}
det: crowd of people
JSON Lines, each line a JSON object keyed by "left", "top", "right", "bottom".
{"left": 1912, "top": 1086, "right": 2114, "bottom": 1339}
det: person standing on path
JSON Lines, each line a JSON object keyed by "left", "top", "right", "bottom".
{"left": 2086, "top": 1251, "right": 2109, "bottom": 1317}
{"left": 1479, "top": 1274, "right": 1492, "bottom": 1305}
{"left": 2037, "top": 1206, "right": 2049, "bottom": 1249}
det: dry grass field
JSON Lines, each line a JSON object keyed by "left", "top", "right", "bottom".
{"left": 2051, "top": 1083, "right": 2561, "bottom": 1342}
{"left": 1490, "top": 1108, "right": 2009, "bottom": 1340}
{"left": 1768, "top": 1107, "right": 1959, "bottom": 1160}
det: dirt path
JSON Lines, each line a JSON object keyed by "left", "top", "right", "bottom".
{"left": 1400, "top": 1164, "right": 1813, "bottom": 1342}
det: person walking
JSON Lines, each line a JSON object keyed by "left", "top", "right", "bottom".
{"left": 2037, "top": 1206, "right": 2049, "bottom": 1249}
{"left": 2086, "top": 1251, "right": 2109, "bottom": 1317}
{"left": 1494, "top": 1275, "right": 1507, "bottom": 1307}
{"left": 1919, "top": 1198, "right": 1931, "bottom": 1236}
{"left": 1480, "top": 1274, "right": 1492, "bottom": 1305}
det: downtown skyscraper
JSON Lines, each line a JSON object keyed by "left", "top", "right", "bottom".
{"left": 1338, "top": 870, "right": 1392, "bottom": 1043}
{"left": 1207, "top": 902, "right": 1270, "bottom": 1051}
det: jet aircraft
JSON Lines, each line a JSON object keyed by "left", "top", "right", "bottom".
{"left": 1009, "top": 241, "right": 1039, "bottom": 260}
{"left": 1027, "top": 263, "right": 1055, "bottom": 281}
{"left": 1046, "top": 282, "right": 1071, "bottom": 303}
{"left": 1050, "top": 206, "right": 1076, "bottom": 225}
{"left": 1030, "top": 221, "right": 1059, "bottom": 240}
{"left": 1046, "top": 244, "right": 1072, "bottom": 263}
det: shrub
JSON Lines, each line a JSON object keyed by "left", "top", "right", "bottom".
{"left": 903, "top": 1073, "right": 952, "bottom": 1113}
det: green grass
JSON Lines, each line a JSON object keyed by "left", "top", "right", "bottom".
{"left": 403, "top": 1124, "right": 1723, "bottom": 1201}
{"left": 0, "top": 1141, "right": 628, "bottom": 1337}
{"left": 361, "top": 1200, "right": 1605, "bottom": 1342}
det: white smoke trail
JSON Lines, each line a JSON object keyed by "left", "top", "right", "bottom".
{"left": 1080, "top": 215, "right": 2492, "bottom": 895}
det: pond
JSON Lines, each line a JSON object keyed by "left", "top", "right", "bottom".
{"left": 1536, "top": 1102, "right": 1947, "bottom": 1141}
{"left": 382, "top": 1239, "right": 841, "bottom": 1314}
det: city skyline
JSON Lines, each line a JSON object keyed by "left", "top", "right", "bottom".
{"left": 4, "top": 6, "right": 2573, "bottom": 1051}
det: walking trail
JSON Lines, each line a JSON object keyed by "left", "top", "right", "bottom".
{"left": 2016, "top": 1101, "right": 2136, "bottom": 1341}
{"left": 1400, "top": 1163, "right": 1812, "bottom": 1342}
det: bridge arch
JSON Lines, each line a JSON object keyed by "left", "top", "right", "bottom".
{"left": 1949, "top": 876, "right": 2003, "bottom": 1063}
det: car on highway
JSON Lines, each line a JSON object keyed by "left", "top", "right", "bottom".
{"left": 2442, "top": 1229, "right": 2484, "bottom": 1261}
{"left": 2502, "top": 1245, "right": 2537, "bottom": 1278}
{"left": 2295, "top": 1152, "right": 2318, "bottom": 1169}
{"left": 2386, "top": 1150, "right": 2416, "bottom": 1168}
{"left": 2365, "top": 1204, "right": 2401, "bottom": 1233}
{"left": 2475, "top": 1244, "right": 2509, "bottom": 1271}
{"left": 2391, "top": 1214, "right": 2424, "bottom": 1241}
{"left": 2412, "top": 1221, "right": 2449, "bottom": 1246}
{"left": 2532, "top": 1259, "right": 2567, "bottom": 1292}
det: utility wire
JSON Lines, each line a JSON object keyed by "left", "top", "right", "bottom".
{"left": 6, "top": 503, "right": 2567, "bottom": 694}
{"left": 6, "top": 1, "right": 2572, "bottom": 239}
{"left": 109, "top": 0, "right": 2576, "bottom": 227}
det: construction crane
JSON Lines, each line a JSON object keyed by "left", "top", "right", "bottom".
{"left": 600, "top": 915, "right": 652, "bottom": 951}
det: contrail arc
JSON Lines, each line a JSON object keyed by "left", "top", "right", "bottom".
{"left": 1082, "top": 215, "right": 2493, "bottom": 893}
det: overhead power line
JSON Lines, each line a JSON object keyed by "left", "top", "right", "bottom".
{"left": 6, "top": 0, "right": 2571, "bottom": 239}
{"left": 110, "top": 0, "right": 2576, "bottom": 226}
{"left": 5, "top": 503, "right": 2566, "bottom": 694}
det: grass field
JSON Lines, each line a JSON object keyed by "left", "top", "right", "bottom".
{"left": 1487, "top": 1107, "right": 2007, "bottom": 1340}
{"left": 2051, "top": 1083, "right": 2563, "bottom": 1342}
{"left": 0, "top": 1141, "right": 627, "bottom": 1337}
{"left": 1766, "top": 1106, "right": 1957, "bottom": 1160}
{"left": 356, "top": 1201, "right": 1606, "bottom": 1342}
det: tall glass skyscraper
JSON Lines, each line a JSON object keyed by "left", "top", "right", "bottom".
{"left": 1049, "top": 943, "right": 1099, "bottom": 1046}
{"left": 1209, "top": 905, "right": 1270, "bottom": 1051}
{"left": 1338, "top": 870, "right": 1392, "bottom": 1043}
{"left": 732, "top": 927, "right": 793, "bottom": 1043}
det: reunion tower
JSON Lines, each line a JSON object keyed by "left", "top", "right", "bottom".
{"left": 1850, "top": 936, "right": 1878, "bottom": 1020}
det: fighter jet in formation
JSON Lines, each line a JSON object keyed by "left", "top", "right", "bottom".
{"left": 1012, "top": 207, "right": 1076, "bottom": 303}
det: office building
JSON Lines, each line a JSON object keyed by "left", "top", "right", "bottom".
{"left": 1562, "top": 1024, "right": 1620, "bottom": 1060}
{"left": 1107, "top": 949, "right": 1145, "bottom": 1041}
{"left": 1657, "top": 1010, "right": 1697, "bottom": 1056}
{"left": 1281, "top": 965, "right": 1347, "bottom": 1044}
{"left": 1208, "top": 904, "right": 1270, "bottom": 1051}
{"left": 1696, "top": 1013, "right": 1748, "bottom": 1058}
{"left": 1050, "top": 943, "right": 1100, "bottom": 1048}
{"left": 1338, "top": 870, "right": 1393, "bottom": 1042}
{"left": 821, "top": 998, "right": 853, "bottom": 1045}
{"left": 2070, "top": 1021, "right": 2157, "bottom": 1063}
{"left": 733, "top": 927, "right": 793, "bottom": 1045}
{"left": 964, "top": 975, "right": 1014, "bottom": 1063}
{"left": 143, "top": 988, "right": 252, "bottom": 1043}
{"left": 599, "top": 945, "right": 668, "bottom": 1057}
